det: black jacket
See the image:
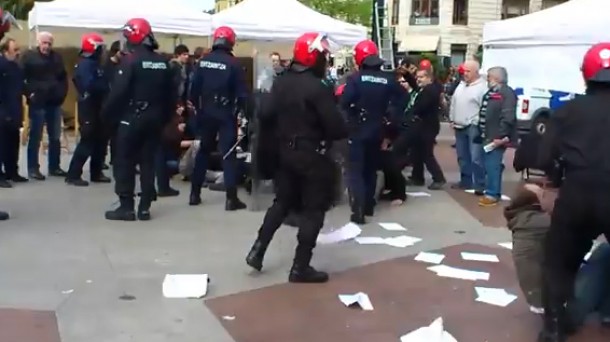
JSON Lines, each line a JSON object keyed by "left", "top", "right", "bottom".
{"left": 408, "top": 83, "right": 441, "bottom": 130}
{"left": 21, "top": 49, "right": 68, "bottom": 107}
{"left": 538, "top": 87, "right": 610, "bottom": 178}
{"left": 103, "top": 57, "right": 121, "bottom": 88}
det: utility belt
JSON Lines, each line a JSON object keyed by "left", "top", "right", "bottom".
{"left": 200, "top": 94, "right": 232, "bottom": 108}
{"left": 285, "top": 136, "right": 327, "bottom": 155}
{"left": 128, "top": 100, "right": 150, "bottom": 116}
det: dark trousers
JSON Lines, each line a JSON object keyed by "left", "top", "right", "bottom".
{"left": 256, "top": 149, "right": 336, "bottom": 266}
{"left": 67, "top": 123, "right": 105, "bottom": 180}
{"left": 27, "top": 105, "right": 62, "bottom": 172}
{"left": 155, "top": 146, "right": 172, "bottom": 191}
{"left": 0, "top": 121, "right": 20, "bottom": 178}
{"left": 380, "top": 150, "right": 406, "bottom": 201}
{"left": 113, "top": 118, "right": 159, "bottom": 207}
{"left": 347, "top": 138, "right": 380, "bottom": 209}
{"left": 410, "top": 130, "right": 445, "bottom": 183}
{"left": 191, "top": 115, "right": 237, "bottom": 194}
{"left": 542, "top": 177, "right": 610, "bottom": 318}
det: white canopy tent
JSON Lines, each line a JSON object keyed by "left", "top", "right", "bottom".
{"left": 28, "top": 0, "right": 213, "bottom": 37}
{"left": 211, "top": 0, "right": 367, "bottom": 46}
{"left": 482, "top": 0, "right": 610, "bottom": 94}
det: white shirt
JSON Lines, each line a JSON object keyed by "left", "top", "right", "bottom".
{"left": 449, "top": 77, "right": 488, "bottom": 127}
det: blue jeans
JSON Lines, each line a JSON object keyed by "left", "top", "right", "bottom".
{"left": 569, "top": 243, "right": 610, "bottom": 327}
{"left": 27, "top": 106, "right": 62, "bottom": 172}
{"left": 454, "top": 125, "right": 484, "bottom": 191}
{"left": 483, "top": 145, "right": 506, "bottom": 199}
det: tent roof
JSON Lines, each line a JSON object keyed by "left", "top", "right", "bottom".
{"left": 28, "top": 0, "right": 212, "bottom": 37}
{"left": 483, "top": 0, "right": 610, "bottom": 47}
{"left": 212, "top": 0, "right": 367, "bottom": 46}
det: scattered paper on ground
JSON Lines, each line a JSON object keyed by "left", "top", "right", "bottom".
{"left": 415, "top": 252, "right": 445, "bottom": 264}
{"left": 61, "top": 289, "right": 74, "bottom": 294}
{"left": 460, "top": 252, "right": 500, "bottom": 263}
{"left": 317, "top": 223, "right": 361, "bottom": 244}
{"left": 497, "top": 242, "right": 513, "bottom": 250}
{"left": 406, "top": 192, "right": 431, "bottom": 197}
{"left": 428, "top": 265, "right": 489, "bottom": 281}
{"left": 338, "top": 292, "right": 374, "bottom": 311}
{"left": 162, "top": 274, "right": 209, "bottom": 299}
{"left": 464, "top": 189, "right": 510, "bottom": 201}
{"left": 378, "top": 222, "right": 407, "bottom": 231}
{"left": 400, "top": 317, "right": 458, "bottom": 342}
{"left": 474, "top": 287, "right": 517, "bottom": 307}
{"left": 355, "top": 235, "right": 421, "bottom": 248}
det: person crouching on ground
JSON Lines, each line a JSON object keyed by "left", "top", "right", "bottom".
{"left": 504, "top": 182, "right": 610, "bottom": 332}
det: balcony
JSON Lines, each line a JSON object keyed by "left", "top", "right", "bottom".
{"left": 409, "top": 16, "right": 439, "bottom": 26}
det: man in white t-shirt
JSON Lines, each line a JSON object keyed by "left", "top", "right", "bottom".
{"left": 449, "top": 60, "right": 488, "bottom": 194}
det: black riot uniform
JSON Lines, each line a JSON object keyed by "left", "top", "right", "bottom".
{"left": 246, "top": 32, "right": 348, "bottom": 283}
{"left": 101, "top": 18, "right": 176, "bottom": 221}
{"left": 537, "top": 42, "right": 610, "bottom": 342}
{"left": 66, "top": 33, "right": 111, "bottom": 186}
{"left": 0, "top": 6, "right": 19, "bottom": 221}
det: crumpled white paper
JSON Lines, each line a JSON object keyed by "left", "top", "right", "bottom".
{"left": 400, "top": 317, "right": 458, "bottom": 342}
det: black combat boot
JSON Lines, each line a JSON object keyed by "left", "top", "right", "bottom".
{"left": 225, "top": 187, "right": 246, "bottom": 211}
{"left": 65, "top": 177, "right": 89, "bottom": 187}
{"left": 91, "top": 173, "right": 112, "bottom": 183}
{"left": 189, "top": 186, "right": 202, "bottom": 206}
{"left": 157, "top": 187, "right": 179, "bottom": 197}
{"left": 350, "top": 203, "right": 365, "bottom": 224}
{"left": 288, "top": 246, "right": 328, "bottom": 283}
{"left": 137, "top": 197, "right": 152, "bottom": 221}
{"left": 105, "top": 196, "right": 136, "bottom": 221}
{"left": 245, "top": 240, "right": 269, "bottom": 271}
{"left": 0, "top": 211, "right": 9, "bottom": 220}
{"left": 538, "top": 302, "right": 569, "bottom": 342}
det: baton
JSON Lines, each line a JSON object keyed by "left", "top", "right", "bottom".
{"left": 223, "top": 134, "right": 246, "bottom": 160}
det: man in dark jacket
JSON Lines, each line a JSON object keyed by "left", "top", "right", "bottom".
{"left": 0, "top": 38, "right": 27, "bottom": 187}
{"left": 21, "top": 31, "right": 69, "bottom": 180}
{"left": 477, "top": 66, "right": 517, "bottom": 207}
{"left": 102, "top": 40, "right": 122, "bottom": 166}
{"left": 400, "top": 68, "right": 446, "bottom": 189}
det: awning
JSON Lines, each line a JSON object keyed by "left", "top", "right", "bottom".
{"left": 398, "top": 35, "right": 440, "bottom": 52}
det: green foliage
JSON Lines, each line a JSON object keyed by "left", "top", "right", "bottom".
{"left": 300, "top": 0, "right": 371, "bottom": 26}
{"left": 1, "top": 0, "right": 49, "bottom": 20}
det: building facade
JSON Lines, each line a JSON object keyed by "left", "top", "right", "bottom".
{"left": 388, "top": 0, "right": 567, "bottom": 64}
{"left": 214, "top": 0, "right": 244, "bottom": 13}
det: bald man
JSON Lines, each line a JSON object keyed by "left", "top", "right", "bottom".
{"left": 21, "top": 31, "right": 69, "bottom": 180}
{"left": 449, "top": 60, "right": 488, "bottom": 194}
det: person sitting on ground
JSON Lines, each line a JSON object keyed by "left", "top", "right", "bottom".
{"left": 504, "top": 182, "right": 610, "bottom": 332}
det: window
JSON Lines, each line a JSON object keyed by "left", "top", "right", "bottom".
{"left": 450, "top": 44, "right": 467, "bottom": 66}
{"left": 410, "top": 0, "right": 439, "bottom": 26}
{"left": 391, "top": 0, "right": 400, "bottom": 26}
{"left": 501, "top": 0, "right": 529, "bottom": 19}
{"left": 452, "top": 0, "right": 468, "bottom": 25}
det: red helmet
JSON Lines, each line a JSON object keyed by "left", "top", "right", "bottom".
{"left": 419, "top": 59, "right": 432, "bottom": 70}
{"left": 457, "top": 63, "right": 465, "bottom": 75}
{"left": 293, "top": 32, "right": 330, "bottom": 67}
{"left": 213, "top": 26, "right": 236, "bottom": 49}
{"left": 353, "top": 39, "right": 379, "bottom": 67}
{"left": 582, "top": 42, "right": 610, "bottom": 83}
{"left": 80, "top": 33, "right": 104, "bottom": 57}
{"left": 122, "top": 18, "right": 156, "bottom": 48}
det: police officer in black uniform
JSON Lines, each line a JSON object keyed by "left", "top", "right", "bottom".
{"left": 537, "top": 42, "right": 610, "bottom": 342}
{"left": 245, "top": 32, "right": 348, "bottom": 283}
{"left": 189, "top": 26, "right": 248, "bottom": 210}
{"left": 0, "top": 6, "right": 19, "bottom": 221}
{"left": 66, "top": 33, "right": 111, "bottom": 186}
{"left": 341, "top": 39, "right": 405, "bottom": 223}
{"left": 101, "top": 18, "right": 176, "bottom": 221}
